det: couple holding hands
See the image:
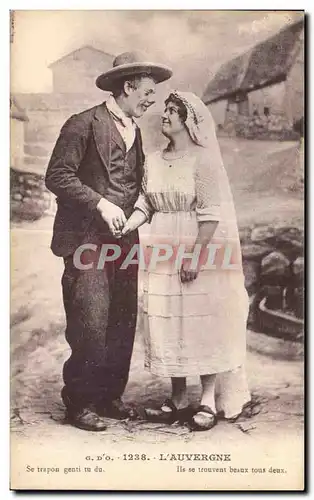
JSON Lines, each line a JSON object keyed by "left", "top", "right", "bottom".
{"left": 45, "top": 51, "right": 257, "bottom": 433}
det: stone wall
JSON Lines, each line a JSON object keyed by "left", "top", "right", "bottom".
{"left": 10, "top": 109, "right": 61, "bottom": 221}
{"left": 23, "top": 108, "right": 77, "bottom": 173}
{"left": 10, "top": 91, "right": 114, "bottom": 221}
{"left": 16, "top": 93, "right": 108, "bottom": 174}
{"left": 235, "top": 113, "right": 300, "bottom": 141}
{"left": 240, "top": 224, "right": 304, "bottom": 338}
{"left": 11, "top": 118, "right": 25, "bottom": 169}
{"left": 11, "top": 168, "right": 54, "bottom": 221}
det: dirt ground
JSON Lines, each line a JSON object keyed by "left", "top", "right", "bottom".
{"left": 10, "top": 138, "right": 304, "bottom": 490}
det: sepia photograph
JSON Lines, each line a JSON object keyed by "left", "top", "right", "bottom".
{"left": 10, "top": 9, "right": 304, "bottom": 491}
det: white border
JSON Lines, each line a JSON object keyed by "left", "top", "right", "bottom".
{"left": 2, "top": 3, "right": 311, "bottom": 499}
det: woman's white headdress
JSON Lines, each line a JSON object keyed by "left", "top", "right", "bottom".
{"left": 170, "top": 90, "right": 217, "bottom": 148}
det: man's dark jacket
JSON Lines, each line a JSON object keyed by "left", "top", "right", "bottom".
{"left": 45, "top": 102, "right": 145, "bottom": 257}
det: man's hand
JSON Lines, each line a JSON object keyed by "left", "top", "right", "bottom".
{"left": 180, "top": 258, "right": 199, "bottom": 283}
{"left": 97, "top": 198, "right": 126, "bottom": 237}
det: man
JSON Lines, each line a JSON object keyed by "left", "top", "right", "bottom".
{"left": 45, "top": 51, "right": 172, "bottom": 431}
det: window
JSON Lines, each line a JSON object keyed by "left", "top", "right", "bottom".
{"left": 264, "top": 106, "right": 270, "bottom": 117}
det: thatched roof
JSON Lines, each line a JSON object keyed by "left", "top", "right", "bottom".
{"left": 203, "top": 19, "right": 304, "bottom": 104}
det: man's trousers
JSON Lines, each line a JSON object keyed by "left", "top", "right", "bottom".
{"left": 60, "top": 232, "right": 139, "bottom": 412}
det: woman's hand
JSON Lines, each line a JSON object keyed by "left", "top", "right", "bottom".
{"left": 180, "top": 258, "right": 199, "bottom": 283}
{"left": 121, "top": 209, "right": 148, "bottom": 237}
{"left": 120, "top": 218, "right": 137, "bottom": 237}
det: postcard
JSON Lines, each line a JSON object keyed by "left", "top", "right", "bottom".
{"left": 10, "top": 10, "right": 304, "bottom": 491}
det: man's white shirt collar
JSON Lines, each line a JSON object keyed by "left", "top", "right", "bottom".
{"left": 106, "top": 95, "right": 136, "bottom": 129}
{"left": 106, "top": 95, "right": 137, "bottom": 152}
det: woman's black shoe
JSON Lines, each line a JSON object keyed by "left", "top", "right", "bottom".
{"left": 188, "top": 405, "right": 217, "bottom": 431}
{"left": 144, "top": 399, "right": 191, "bottom": 424}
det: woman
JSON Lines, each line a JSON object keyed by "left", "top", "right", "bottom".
{"left": 121, "top": 91, "right": 253, "bottom": 431}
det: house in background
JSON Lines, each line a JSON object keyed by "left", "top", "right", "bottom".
{"left": 49, "top": 45, "right": 115, "bottom": 94}
{"left": 11, "top": 45, "right": 114, "bottom": 220}
{"left": 203, "top": 19, "right": 304, "bottom": 139}
{"left": 13, "top": 45, "right": 114, "bottom": 174}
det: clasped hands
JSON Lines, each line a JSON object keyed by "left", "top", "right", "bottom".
{"left": 97, "top": 198, "right": 136, "bottom": 238}
{"left": 97, "top": 199, "right": 199, "bottom": 282}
